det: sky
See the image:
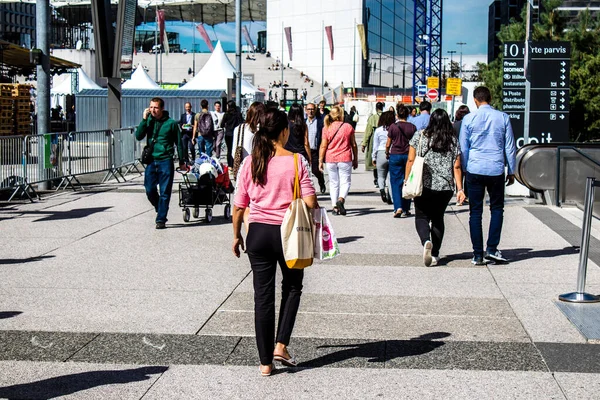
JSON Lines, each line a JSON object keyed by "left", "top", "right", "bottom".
{"left": 140, "top": 0, "right": 489, "bottom": 56}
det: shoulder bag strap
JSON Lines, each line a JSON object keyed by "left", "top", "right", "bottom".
{"left": 236, "top": 123, "right": 245, "bottom": 147}
{"left": 328, "top": 122, "right": 344, "bottom": 147}
{"left": 293, "top": 153, "right": 300, "bottom": 200}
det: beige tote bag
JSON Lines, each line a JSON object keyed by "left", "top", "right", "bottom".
{"left": 281, "top": 154, "right": 314, "bottom": 269}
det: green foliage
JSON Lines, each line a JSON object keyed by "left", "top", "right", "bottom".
{"left": 481, "top": 0, "right": 600, "bottom": 141}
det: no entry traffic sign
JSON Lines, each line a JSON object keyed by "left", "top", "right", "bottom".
{"left": 426, "top": 88, "right": 439, "bottom": 101}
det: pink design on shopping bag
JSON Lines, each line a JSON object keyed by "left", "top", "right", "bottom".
{"left": 322, "top": 225, "right": 333, "bottom": 251}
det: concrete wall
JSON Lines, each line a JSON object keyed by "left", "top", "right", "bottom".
{"left": 51, "top": 49, "right": 97, "bottom": 84}
{"left": 266, "top": 0, "right": 363, "bottom": 89}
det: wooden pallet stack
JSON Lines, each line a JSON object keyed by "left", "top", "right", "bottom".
{"left": 0, "top": 84, "right": 13, "bottom": 136}
{"left": 0, "top": 84, "right": 32, "bottom": 137}
{"left": 13, "top": 84, "right": 32, "bottom": 136}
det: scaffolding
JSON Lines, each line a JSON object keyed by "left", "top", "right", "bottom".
{"left": 412, "top": 0, "right": 443, "bottom": 100}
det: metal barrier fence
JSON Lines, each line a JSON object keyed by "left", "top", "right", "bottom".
{"left": 0, "top": 127, "right": 141, "bottom": 202}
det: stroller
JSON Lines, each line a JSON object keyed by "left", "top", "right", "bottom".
{"left": 178, "top": 155, "right": 233, "bottom": 223}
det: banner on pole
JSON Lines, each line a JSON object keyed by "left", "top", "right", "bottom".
{"left": 356, "top": 24, "right": 367, "bottom": 60}
{"left": 325, "top": 26, "right": 334, "bottom": 60}
{"left": 157, "top": 10, "right": 169, "bottom": 55}
{"left": 242, "top": 26, "right": 254, "bottom": 51}
{"left": 284, "top": 27, "right": 293, "bottom": 61}
{"left": 196, "top": 24, "right": 214, "bottom": 52}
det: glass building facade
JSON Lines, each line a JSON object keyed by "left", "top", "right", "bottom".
{"left": 364, "top": 0, "right": 415, "bottom": 88}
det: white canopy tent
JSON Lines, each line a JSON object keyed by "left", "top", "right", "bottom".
{"left": 51, "top": 68, "right": 102, "bottom": 111}
{"left": 179, "top": 41, "right": 259, "bottom": 95}
{"left": 122, "top": 64, "right": 161, "bottom": 89}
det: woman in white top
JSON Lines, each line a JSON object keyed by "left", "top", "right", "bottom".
{"left": 232, "top": 102, "right": 267, "bottom": 159}
{"left": 372, "top": 111, "right": 396, "bottom": 204}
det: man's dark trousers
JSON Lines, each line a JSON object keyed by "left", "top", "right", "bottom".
{"left": 466, "top": 172, "right": 505, "bottom": 258}
{"left": 144, "top": 158, "right": 175, "bottom": 223}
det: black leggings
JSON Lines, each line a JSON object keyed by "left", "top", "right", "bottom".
{"left": 413, "top": 188, "right": 453, "bottom": 257}
{"left": 246, "top": 223, "right": 304, "bottom": 365}
{"left": 225, "top": 134, "right": 234, "bottom": 167}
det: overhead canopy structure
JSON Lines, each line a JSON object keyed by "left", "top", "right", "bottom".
{"left": 179, "top": 41, "right": 258, "bottom": 94}
{"left": 0, "top": 0, "right": 266, "bottom": 26}
{"left": 51, "top": 68, "right": 101, "bottom": 95}
{"left": 122, "top": 63, "right": 161, "bottom": 89}
{"left": 0, "top": 39, "right": 80, "bottom": 76}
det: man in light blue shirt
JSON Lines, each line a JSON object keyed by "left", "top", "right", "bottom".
{"left": 459, "top": 86, "right": 516, "bottom": 266}
{"left": 410, "top": 101, "right": 431, "bottom": 130}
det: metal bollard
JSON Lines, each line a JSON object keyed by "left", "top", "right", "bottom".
{"left": 559, "top": 177, "right": 600, "bottom": 303}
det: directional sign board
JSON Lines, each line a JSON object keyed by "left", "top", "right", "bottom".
{"left": 502, "top": 42, "right": 526, "bottom": 143}
{"left": 527, "top": 41, "right": 570, "bottom": 145}
{"left": 417, "top": 84, "right": 428, "bottom": 96}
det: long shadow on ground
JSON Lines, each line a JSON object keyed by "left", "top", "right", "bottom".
{"left": 0, "top": 366, "right": 168, "bottom": 400}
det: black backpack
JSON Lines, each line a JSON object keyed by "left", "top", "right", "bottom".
{"left": 198, "top": 113, "right": 214, "bottom": 137}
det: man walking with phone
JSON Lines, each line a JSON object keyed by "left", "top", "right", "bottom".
{"left": 136, "top": 97, "right": 186, "bottom": 229}
{"left": 459, "top": 86, "right": 516, "bottom": 265}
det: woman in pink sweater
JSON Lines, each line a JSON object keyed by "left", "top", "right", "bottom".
{"left": 232, "top": 108, "right": 318, "bottom": 376}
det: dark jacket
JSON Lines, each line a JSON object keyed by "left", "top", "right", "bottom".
{"left": 220, "top": 111, "right": 244, "bottom": 136}
{"left": 306, "top": 114, "right": 324, "bottom": 150}
{"left": 136, "top": 110, "right": 184, "bottom": 162}
{"left": 179, "top": 111, "right": 196, "bottom": 134}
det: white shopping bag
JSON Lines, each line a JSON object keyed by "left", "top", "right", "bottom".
{"left": 313, "top": 208, "right": 341, "bottom": 260}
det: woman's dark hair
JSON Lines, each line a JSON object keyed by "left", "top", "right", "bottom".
{"left": 377, "top": 110, "right": 396, "bottom": 128}
{"left": 225, "top": 100, "right": 237, "bottom": 115}
{"left": 287, "top": 103, "right": 307, "bottom": 143}
{"left": 246, "top": 102, "right": 266, "bottom": 132}
{"left": 423, "top": 109, "right": 456, "bottom": 153}
{"left": 454, "top": 105, "right": 470, "bottom": 122}
{"left": 251, "top": 108, "right": 289, "bottom": 185}
{"left": 397, "top": 105, "right": 410, "bottom": 120}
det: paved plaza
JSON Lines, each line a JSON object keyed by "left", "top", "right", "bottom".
{"left": 1, "top": 144, "right": 600, "bottom": 399}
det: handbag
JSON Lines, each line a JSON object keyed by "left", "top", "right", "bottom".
{"left": 313, "top": 208, "right": 340, "bottom": 260}
{"left": 402, "top": 133, "right": 425, "bottom": 199}
{"left": 281, "top": 153, "right": 314, "bottom": 269}
{"left": 141, "top": 121, "right": 159, "bottom": 165}
{"left": 232, "top": 123, "right": 245, "bottom": 177}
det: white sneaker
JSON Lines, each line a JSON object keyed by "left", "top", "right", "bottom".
{"left": 423, "top": 240, "right": 433, "bottom": 267}
{"left": 431, "top": 256, "right": 440, "bottom": 266}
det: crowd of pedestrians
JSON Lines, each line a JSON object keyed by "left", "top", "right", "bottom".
{"left": 136, "top": 86, "right": 516, "bottom": 375}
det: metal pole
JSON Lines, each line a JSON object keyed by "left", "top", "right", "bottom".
{"left": 235, "top": 0, "right": 242, "bottom": 108}
{"left": 36, "top": 0, "right": 50, "bottom": 190}
{"left": 281, "top": 21, "right": 284, "bottom": 94}
{"left": 321, "top": 20, "right": 324, "bottom": 97}
{"left": 524, "top": 2, "right": 532, "bottom": 146}
{"left": 353, "top": 18, "right": 356, "bottom": 89}
{"left": 154, "top": 5, "right": 158, "bottom": 81}
{"left": 192, "top": 19, "right": 195, "bottom": 77}
{"left": 448, "top": 50, "right": 456, "bottom": 77}
{"left": 160, "top": 46, "right": 163, "bottom": 85}
{"left": 559, "top": 177, "right": 600, "bottom": 303}
{"left": 457, "top": 42, "right": 466, "bottom": 79}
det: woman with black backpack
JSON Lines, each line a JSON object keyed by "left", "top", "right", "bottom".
{"left": 220, "top": 100, "right": 244, "bottom": 167}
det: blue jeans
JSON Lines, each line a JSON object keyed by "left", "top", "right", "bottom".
{"left": 388, "top": 154, "right": 411, "bottom": 213}
{"left": 196, "top": 136, "right": 214, "bottom": 157}
{"left": 144, "top": 158, "right": 175, "bottom": 223}
{"left": 466, "top": 172, "right": 505, "bottom": 257}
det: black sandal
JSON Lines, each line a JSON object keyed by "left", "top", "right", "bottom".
{"left": 336, "top": 200, "right": 346, "bottom": 215}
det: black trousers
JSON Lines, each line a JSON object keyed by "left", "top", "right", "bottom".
{"left": 225, "top": 134, "right": 234, "bottom": 167}
{"left": 181, "top": 132, "right": 195, "bottom": 164}
{"left": 413, "top": 188, "right": 453, "bottom": 257}
{"left": 246, "top": 223, "right": 304, "bottom": 365}
{"left": 310, "top": 149, "right": 325, "bottom": 189}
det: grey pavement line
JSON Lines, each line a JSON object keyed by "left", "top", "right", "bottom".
{"left": 223, "top": 336, "right": 244, "bottom": 365}
{"left": 194, "top": 269, "right": 252, "bottom": 335}
{"left": 139, "top": 370, "right": 169, "bottom": 400}
{"left": 219, "top": 309, "right": 514, "bottom": 320}
{"left": 63, "top": 333, "right": 102, "bottom": 362}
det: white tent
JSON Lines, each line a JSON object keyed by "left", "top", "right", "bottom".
{"left": 179, "top": 41, "right": 259, "bottom": 95}
{"left": 51, "top": 68, "right": 102, "bottom": 95}
{"left": 122, "top": 63, "right": 161, "bottom": 89}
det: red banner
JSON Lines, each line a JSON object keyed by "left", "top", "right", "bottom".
{"left": 325, "top": 25, "right": 334, "bottom": 60}
{"left": 284, "top": 27, "right": 293, "bottom": 61}
{"left": 196, "top": 24, "right": 214, "bottom": 52}
{"left": 156, "top": 10, "right": 169, "bottom": 54}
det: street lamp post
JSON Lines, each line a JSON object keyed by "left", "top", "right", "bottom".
{"left": 457, "top": 42, "right": 466, "bottom": 79}
{"left": 447, "top": 50, "right": 456, "bottom": 77}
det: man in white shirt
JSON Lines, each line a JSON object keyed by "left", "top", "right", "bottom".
{"left": 211, "top": 101, "right": 225, "bottom": 158}
{"left": 305, "top": 103, "right": 326, "bottom": 194}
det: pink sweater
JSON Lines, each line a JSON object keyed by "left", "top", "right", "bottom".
{"left": 323, "top": 121, "right": 355, "bottom": 163}
{"left": 234, "top": 154, "right": 315, "bottom": 225}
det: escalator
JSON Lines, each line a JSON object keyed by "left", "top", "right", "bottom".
{"left": 515, "top": 143, "right": 600, "bottom": 217}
